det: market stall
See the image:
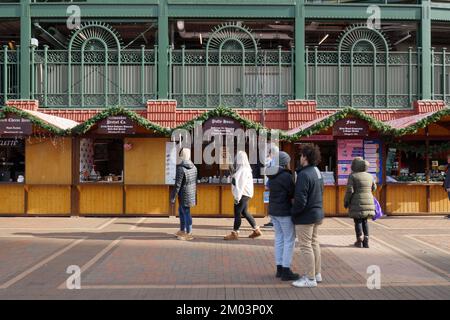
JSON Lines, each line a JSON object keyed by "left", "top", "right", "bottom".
{"left": 0, "top": 106, "right": 77, "bottom": 215}
{"left": 286, "top": 109, "right": 391, "bottom": 216}
{"left": 385, "top": 109, "right": 450, "bottom": 215}
{"left": 71, "top": 107, "right": 171, "bottom": 216}
{"left": 171, "top": 109, "right": 270, "bottom": 217}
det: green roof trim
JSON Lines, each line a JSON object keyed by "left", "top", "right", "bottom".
{"left": 0, "top": 106, "right": 66, "bottom": 135}
{"left": 71, "top": 106, "right": 171, "bottom": 136}
{"left": 287, "top": 107, "right": 395, "bottom": 141}
{"left": 396, "top": 107, "right": 450, "bottom": 135}
{"left": 173, "top": 105, "right": 272, "bottom": 131}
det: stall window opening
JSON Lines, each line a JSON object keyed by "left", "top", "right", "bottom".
{"left": 79, "top": 138, "right": 124, "bottom": 183}
{"left": 0, "top": 138, "right": 25, "bottom": 183}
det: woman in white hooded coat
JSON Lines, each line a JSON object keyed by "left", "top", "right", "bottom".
{"left": 224, "top": 151, "right": 262, "bottom": 240}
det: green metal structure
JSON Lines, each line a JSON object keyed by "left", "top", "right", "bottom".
{"left": 0, "top": 0, "right": 449, "bottom": 109}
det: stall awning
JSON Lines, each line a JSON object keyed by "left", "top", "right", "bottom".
{"left": 286, "top": 114, "right": 334, "bottom": 136}
{"left": 386, "top": 108, "right": 450, "bottom": 132}
{"left": 1, "top": 106, "right": 79, "bottom": 135}
{"left": 285, "top": 108, "right": 395, "bottom": 140}
{"left": 21, "top": 109, "right": 79, "bottom": 131}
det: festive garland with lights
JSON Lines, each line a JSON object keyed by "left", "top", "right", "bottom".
{"left": 71, "top": 106, "right": 171, "bottom": 136}
{"left": 0, "top": 106, "right": 66, "bottom": 135}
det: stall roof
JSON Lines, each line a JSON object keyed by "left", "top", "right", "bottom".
{"left": 285, "top": 108, "right": 395, "bottom": 140}
{"left": 173, "top": 106, "right": 269, "bottom": 132}
{"left": 386, "top": 108, "right": 450, "bottom": 133}
{"left": 0, "top": 106, "right": 79, "bottom": 135}
{"left": 71, "top": 106, "right": 171, "bottom": 135}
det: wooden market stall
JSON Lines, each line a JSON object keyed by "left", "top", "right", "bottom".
{"left": 0, "top": 106, "right": 78, "bottom": 216}
{"left": 384, "top": 109, "right": 450, "bottom": 215}
{"left": 171, "top": 109, "right": 268, "bottom": 218}
{"left": 285, "top": 109, "right": 391, "bottom": 217}
{"left": 71, "top": 107, "right": 172, "bottom": 216}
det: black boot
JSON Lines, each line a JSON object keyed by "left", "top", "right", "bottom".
{"left": 281, "top": 267, "right": 300, "bottom": 281}
{"left": 276, "top": 265, "right": 282, "bottom": 278}
{"left": 354, "top": 235, "right": 363, "bottom": 248}
{"left": 363, "top": 236, "right": 369, "bottom": 248}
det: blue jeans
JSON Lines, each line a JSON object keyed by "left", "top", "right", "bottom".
{"left": 271, "top": 215, "right": 296, "bottom": 268}
{"left": 179, "top": 205, "right": 192, "bottom": 234}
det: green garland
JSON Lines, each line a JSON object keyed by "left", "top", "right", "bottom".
{"left": 0, "top": 106, "right": 65, "bottom": 135}
{"left": 287, "top": 107, "right": 395, "bottom": 141}
{"left": 173, "top": 105, "right": 284, "bottom": 138}
{"left": 394, "top": 107, "right": 450, "bottom": 136}
{"left": 71, "top": 106, "right": 171, "bottom": 136}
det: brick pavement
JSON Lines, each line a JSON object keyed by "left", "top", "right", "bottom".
{"left": 0, "top": 216, "right": 448, "bottom": 300}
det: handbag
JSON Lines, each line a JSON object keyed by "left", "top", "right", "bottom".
{"left": 372, "top": 197, "right": 384, "bottom": 221}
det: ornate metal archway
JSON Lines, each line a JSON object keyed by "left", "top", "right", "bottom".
{"left": 67, "top": 22, "right": 123, "bottom": 107}
{"left": 205, "top": 22, "right": 260, "bottom": 108}
{"left": 337, "top": 24, "right": 391, "bottom": 108}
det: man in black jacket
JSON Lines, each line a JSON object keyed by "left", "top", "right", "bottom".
{"left": 291, "top": 144, "right": 324, "bottom": 288}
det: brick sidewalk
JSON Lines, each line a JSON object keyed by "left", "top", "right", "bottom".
{"left": 0, "top": 216, "right": 448, "bottom": 300}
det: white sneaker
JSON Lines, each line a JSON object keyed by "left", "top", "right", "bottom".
{"left": 292, "top": 276, "right": 317, "bottom": 288}
{"left": 315, "top": 273, "right": 322, "bottom": 283}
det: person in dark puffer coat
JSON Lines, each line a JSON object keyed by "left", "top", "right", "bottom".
{"left": 170, "top": 148, "right": 197, "bottom": 241}
{"left": 344, "top": 157, "right": 377, "bottom": 248}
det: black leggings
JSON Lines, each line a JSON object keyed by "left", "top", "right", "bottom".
{"left": 354, "top": 218, "right": 369, "bottom": 237}
{"left": 233, "top": 196, "right": 257, "bottom": 231}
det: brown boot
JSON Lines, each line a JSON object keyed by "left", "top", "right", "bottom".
{"left": 174, "top": 230, "right": 186, "bottom": 238}
{"left": 248, "top": 228, "right": 262, "bottom": 239}
{"left": 354, "top": 236, "right": 363, "bottom": 248}
{"left": 224, "top": 231, "right": 239, "bottom": 240}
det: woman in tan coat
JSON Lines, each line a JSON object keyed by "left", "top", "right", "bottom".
{"left": 344, "top": 157, "right": 376, "bottom": 248}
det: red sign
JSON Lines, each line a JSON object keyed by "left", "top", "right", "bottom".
{"left": 203, "top": 117, "right": 243, "bottom": 135}
{"left": 332, "top": 118, "right": 369, "bottom": 137}
{"left": 0, "top": 115, "right": 32, "bottom": 136}
{"left": 96, "top": 116, "right": 136, "bottom": 134}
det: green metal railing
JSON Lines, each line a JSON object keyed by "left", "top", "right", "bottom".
{"left": 169, "top": 46, "right": 295, "bottom": 109}
{"left": 0, "top": 46, "right": 19, "bottom": 105}
{"left": 432, "top": 49, "right": 450, "bottom": 105}
{"left": 31, "top": 46, "right": 157, "bottom": 108}
{"left": 306, "top": 47, "right": 421, "bottom": 108}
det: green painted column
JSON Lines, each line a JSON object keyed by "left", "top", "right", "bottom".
{"left": 20, "top": 0, "right": 31, "bottom": 99}
{"left": 421, "top": 0, "right": 432, "bottom": 100}
{"left": 295, "top": 1, "right": 306, "bottom": 99}
{"left": 158, "top": 0, "right": 169, "bottom": 99}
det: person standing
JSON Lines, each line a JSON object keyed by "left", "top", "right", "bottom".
{"left": 344, "top": 157, "right": 377, "bottom": 249}
{"left": 267, "top": 151, "right": 299, "bottom": 281}
{"left": 224, "top": 151, "right": 262, "bottom": 240}
{"left": 170, "top": 148, "right": 198, "bottom": 241}
{"left": 262, "top": 143, "right": 280, "bottom": 229}
{"left": 291, "top": 144, "right": 324, "bottom": 288}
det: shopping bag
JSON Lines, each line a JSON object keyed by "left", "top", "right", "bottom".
{"left": 372, "top": 197, "right": 383, "bottom": 221}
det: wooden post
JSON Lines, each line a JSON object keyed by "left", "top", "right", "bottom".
{"left": 381, "top": 139, "right": 388, "bottom": 215}
{"left": 71, "top": 137, "right": 80, "bottom": 216}
{"left": 425, "top": 127, "right": 431, "bottom": 213}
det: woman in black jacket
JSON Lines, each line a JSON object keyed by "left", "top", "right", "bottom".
{"left": 170, "top": 148, "right": 198, "bottom": 241}
{"left": 267, "top": 151, "right": 299, "bottom": 281}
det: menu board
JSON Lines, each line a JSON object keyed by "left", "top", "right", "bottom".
{"left": 364, "top": 140, "right": 382, "bottom": 184}
{"left": 322, "top": 172, "right": 336, "bottom": 186}
{"left": 165, "top": 142, "right": 177, "bottom": 185}
{"left": 96, "top": 116, "right": 136, "bottom": 134}
{"left": 0, "top": 116, "right": 32, "bottom": 136}
{"left": 337, "top": 139, "right": 364, "bottom": 185}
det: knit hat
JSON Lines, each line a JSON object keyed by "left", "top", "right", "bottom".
{"left": 278, "top": 151, "right": 291, "bottom": 168}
